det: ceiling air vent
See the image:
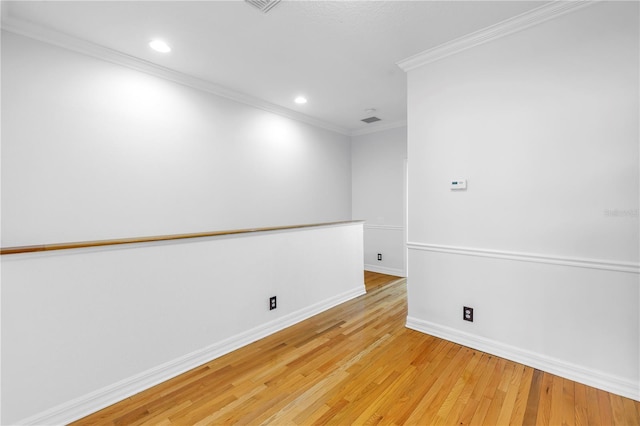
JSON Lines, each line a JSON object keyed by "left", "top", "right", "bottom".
{"left": 245, "top": 0, "right": 281, "bottom": 13}
{"left": 361, "top": 116, "right": 381, "bottom": 124}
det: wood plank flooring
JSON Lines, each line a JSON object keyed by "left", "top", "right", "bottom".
{"left": 73, "top": 272, "right": 640, "bottom": 425}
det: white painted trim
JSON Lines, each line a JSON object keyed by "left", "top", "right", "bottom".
{"left": 17, "top": 286, "right": 366, "bottom": 426}
{"left": 349, "top": 121, "right": 407, "bottom": 137}
{"left": 406, "top": 317, "right": 640, "bottom": 402}
{"left": 365, "top": 264, "right": 405, "bottom": 277}
{"left": 364, "top": 224, "right": 404, "bottom": 231}
{"left": 407, "top": 242, "right": 640, "bottom": 274}
{"left": 0, "top": 17, "right": 350, "bottom": 136}
{"left": 397, "top": 0, "right": 596, "bottom": 71}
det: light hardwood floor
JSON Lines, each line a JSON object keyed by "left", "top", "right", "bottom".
{"left": 73, "top": 272, "right": 640, "bottom": 425}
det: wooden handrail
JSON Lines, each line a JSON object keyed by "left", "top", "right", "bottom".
{"left": 1, "top": 220, "right": 363, "bottom": 255}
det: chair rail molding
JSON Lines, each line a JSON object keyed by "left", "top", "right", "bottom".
{"left": 407, "top": 242, "right": 639, "bottom": 274}
{"left": 364, "top": 224, "right": 404, "bottom": 231}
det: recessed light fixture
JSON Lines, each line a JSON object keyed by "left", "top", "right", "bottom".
{"left": 294, "top": 96, "right": 308, "bottom": 105}
{"left": 149, "top": 40, "right": 171, "bottom": 53}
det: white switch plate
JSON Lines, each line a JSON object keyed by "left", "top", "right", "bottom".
{"left": 450, "top": 179, "right": 467, "bottom": 190}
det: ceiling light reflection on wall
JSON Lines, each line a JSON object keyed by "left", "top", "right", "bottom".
{"left": 149, "top": 40, "right": 171, "bottom": 53}
{"left": 294, "top": 96, "right": 307, "bottom": 105}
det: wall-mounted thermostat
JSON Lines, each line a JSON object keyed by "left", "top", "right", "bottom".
{"left": 450, "top": 179, "right": 467, "bottom": 190}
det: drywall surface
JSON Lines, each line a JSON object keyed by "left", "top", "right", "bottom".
{"left": 351, "top": 126, "right": 407, "bottom": 276}
{"left": 1, "top": 31, "right": 352, "bottom": 247}
{"left": 406, "top": 2, "right": 639, "bottom": 399}
{"left": 1, "top": 30, "right": 360, "bottom": 423}
{"left": 1, "top": 223, "right": 365, "bottom": 424}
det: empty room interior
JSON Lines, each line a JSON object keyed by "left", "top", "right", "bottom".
{"left": 1, "top": 0, "right": 639, "bottom": 424}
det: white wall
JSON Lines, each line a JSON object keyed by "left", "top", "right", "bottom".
{"left": 0, "top": 31, "right": 363, "bottom": 424}
{"left": 405, "top": 2, "right": 639, "bottom": 400}
{"left": 1, "top": 31, "right": 352, "bottom": 247}
{"left": 2, "top": 223, "right": 365, "bottom": 424}
{"left": 351, "top": 126, "right": 407, "bottom": 276}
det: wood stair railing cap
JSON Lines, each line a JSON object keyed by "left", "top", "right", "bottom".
{"left": 1, "top": 220, "right": 365, "bottom": 255}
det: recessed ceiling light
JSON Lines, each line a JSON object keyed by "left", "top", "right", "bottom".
{"left": 149, "top": 40, "right": 171, "bottom": 53}
{"left": 294, "top": 96, "right": 308, "bottom": 105}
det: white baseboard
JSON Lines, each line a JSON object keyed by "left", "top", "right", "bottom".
{"left": 364, "top": 264, "right": 405, "bottom": 277}
{"left": 406, "top": 316, "right": 640, "bottom": 402}
{"left": 18, "top": 286, "right": 366, "bottom": 426}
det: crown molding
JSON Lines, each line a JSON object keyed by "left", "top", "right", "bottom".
{"left": 349, "top": 120, "right": 407, "bottom": 137}
{"left": 397, "top": 0, "right": 596, "bottom": 72}
{"left": 1, "top": 15, "right": 351, "bottom": 136}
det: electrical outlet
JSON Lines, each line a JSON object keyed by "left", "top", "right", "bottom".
{"left": 270, "top": 296, "right": 277, "bottom": 310}
{"left": 463, "top": 306, "right": 474, "bottom": 322}
{"left": 377, "top": 253, "right": 382, "bottom": 261}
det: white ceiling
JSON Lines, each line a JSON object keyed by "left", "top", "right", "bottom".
{"left": 2, "top": 1, "right": 546, "bottom": 134}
